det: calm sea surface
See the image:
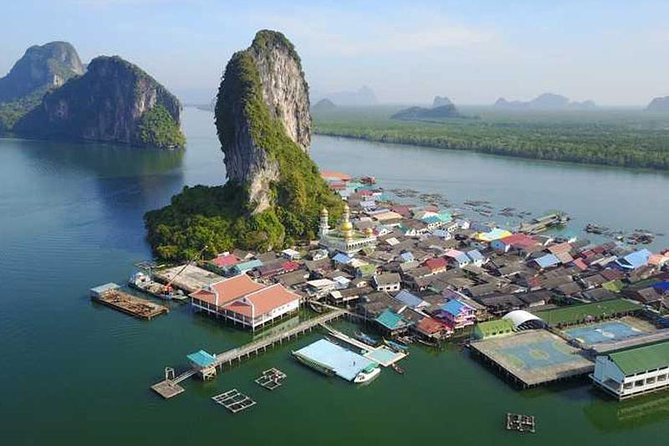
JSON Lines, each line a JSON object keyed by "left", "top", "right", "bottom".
{"left": 1, "top": 107, "right": 668, "bottom": 445}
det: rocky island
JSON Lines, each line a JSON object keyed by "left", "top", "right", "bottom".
{"left": 0, "top": 41, "right": 84, "bottom": 131}
{"left": 646, "top": 96, "right": 669, "bottom": 112}
{"left": 15, "top": 55, "right": 184, "bottom": 149}
{"left": 145, "top": 30, "right": 342, "bottom": 260}
{"left": 391, "top": 96, "right": 462, "bottom": 121}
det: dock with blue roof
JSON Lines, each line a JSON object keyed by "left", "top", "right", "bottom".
{"left": 292, "top": 339, "right": 378, "bottom": 382}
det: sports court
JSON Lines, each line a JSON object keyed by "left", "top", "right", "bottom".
{"left": 471, "top": 330, "right": 594, "bottom": 387}
{"left": 564, "top": 320, "right": 647, "bottom": 345}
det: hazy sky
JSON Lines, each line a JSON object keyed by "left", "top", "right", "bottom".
{"left": 2, "top": 0, "right": 668, "bottom": 105}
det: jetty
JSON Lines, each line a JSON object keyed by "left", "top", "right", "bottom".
{"left": 90, "top": 283, "right": 168, "bottom": 320}
{"left": 151, "top": 309, "right": 346, "bottom": 399}
{"left": 320, "top": 324, "right": 407, "bottom": 367}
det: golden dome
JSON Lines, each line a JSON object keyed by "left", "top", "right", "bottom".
{"left": 321, "top": 207, "right": 329, "bottom": 216}
{"left": 341, "top": 221, "right": 353, "bottom": 231}
{"left": 365, "top": 227, "right": 373, "bottom": 236}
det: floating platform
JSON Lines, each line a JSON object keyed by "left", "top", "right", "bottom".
{"left": 292, "top": 339, "right": 378, "bottom": 382}
{"left": 471, "top": 330, "right": 593, "bottom": 388}
{"left": 321, "top": 324, "right": 407, "bottom": 367}
{"left": 506, "top": 413, "right": 536, "bottom": 433}
{"left": 212, "top": 389, "right": 256, "bottom": 413}
{"left": 255, "top": 368, "right": 286, "bottom": 390}
{"left": 90, "top": 283, "right": 168, "bottom": 320}
{"left": 151, "top": 380, "right": 185, "bottom": 399}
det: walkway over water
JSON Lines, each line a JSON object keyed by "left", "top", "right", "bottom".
{"left": 151, "top": 309, "right": 346, "bottom": 398}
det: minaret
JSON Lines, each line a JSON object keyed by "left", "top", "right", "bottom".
{"left": 319, "top": 207, "right": 330, "bottom": 237}
{"left": 341, "top": 203, "right": 354, "bottom": 241}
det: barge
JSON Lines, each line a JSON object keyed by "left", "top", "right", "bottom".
{"left": 90, "top": 283, "right": 168, "bottom": 320}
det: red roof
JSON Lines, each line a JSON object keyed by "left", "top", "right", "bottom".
{"left": 424, "top": 257, "right": 447, "bottom": 271}
{"left": 391, "top": 205, "right": 412, "bottom": 218}
{"left": 359, "top": 189, "right": 374, "bottom": 196}
{"left": 548, "top": 242, "right": 572, "bottom": 254}
{"left": 416, "top": 317, "right": 450, "bottom": 335}
{"left": 499, "top": 233, "right": 538, "bottom": 249}
{"left": 222, "top": 284, "right": 299, "bottom": 318}
{"left": 211, "top": 254, "right": 241, "bottom": 267}
{"left": 572, "top": 258, "right": 588, "bottom": 271}
{"left": 190, "top": 274, "right": 264, "bottom": 307}
{"left": 601, "top": 268, "right": 625, "bottom": 281}
{"left": 282, "top": 261, "right": 301, "bottom": 272}
{"left": 320, "top": 170, "right": 352, "bottom": 181}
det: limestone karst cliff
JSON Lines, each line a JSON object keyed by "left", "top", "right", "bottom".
{"left": 0, "top": 41, "right": 85, "bottom": 131}
{"left": 16, "top": 56, "right": 184, "bottom": 149}
{"left": 144, "top": 30, "right": 341, "bottom": 259}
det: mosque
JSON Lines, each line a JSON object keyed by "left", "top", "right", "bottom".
{"left": 318, "top": 204, "right": 377, "bottom": 256}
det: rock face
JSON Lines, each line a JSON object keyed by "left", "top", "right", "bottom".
{"left": 494, "top": 93, "right": 596, "bottom": 110}
{"left": 216, "top": 30, "right": 315, "bottom": 213}
{"left": 0, "top": 41, "right": 84, "bottom": 103}
{"left": 432, "top": 96, "right": 453, "bottom": 108}
{"left": 16, "top": 56, "right": 184, "bottom": 149}
{"left": 646, "top": 96, "right": 669, "bottom": 112}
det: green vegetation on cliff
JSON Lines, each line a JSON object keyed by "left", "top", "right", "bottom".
{"left": 138, "top": 105, "right": 185, "bottom": 149}
{"left": 314, "top": 106, "right": 669, "bottom": 170}
{"left": 145, "top": 30, "right": 341, "bottom": 261}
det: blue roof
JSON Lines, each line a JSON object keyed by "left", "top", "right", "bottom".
{"left": 652, "top": 281, "right": 669, "bottom": 291}
{"left": 375, "top": 309, "right": 409, "bottom": 330}
{"left": 293, "top": 339, "right": 375, "bottom": 381}
{"left": 400, "top": 252, "right": 415, "bottom": 262}
{"left": 454, "top": 253, "right": 470, "bottom": 264}
{"left": 393, "top": 289, "right": 426, "bottom": 308}
{"left": 187, "top": 350, "right": 217, "bottom": 368}
{"left": 534, "top": 254, "right": 560, "bottom": 269}
{"left": 466, "top": 250, "right": 484, "bottom": 262}
{"left": 616, "top": 249, "right": 652, "bottom": 270}
{"left": 441, "top": 299, "right": 469, "bottom": 316}
{"left": 234, "top": 259, "right": 263, "bottom": 272}
{"left": 332, "top": 253, "right": 352, "bottom": 264}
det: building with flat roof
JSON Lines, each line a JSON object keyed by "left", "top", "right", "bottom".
{"left": 190, "top": 275, "right": 300, "bottom": 331}
{"left": 592, "top": 341, "right": 669, "bottom": 400}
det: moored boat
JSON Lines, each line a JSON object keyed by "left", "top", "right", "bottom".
{"left": 353, "top": 364, "right": 381, "bottom": 383}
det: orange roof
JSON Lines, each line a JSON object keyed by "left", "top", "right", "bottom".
{"left": 222, "top": 284, "right": 299, "bottom": 318}
{"left": 190, "top": 274, "right": 264, "bottom": 306}
{"left": 320, "top": 170, "right": 352, "bottom": 181}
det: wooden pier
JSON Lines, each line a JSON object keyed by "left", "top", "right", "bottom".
{"left": 151, "top": 309, "right": 346, "bottom": 399}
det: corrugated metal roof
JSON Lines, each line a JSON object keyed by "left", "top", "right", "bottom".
{"left": 608, "top": 340, "right": 669, "bottom": 375}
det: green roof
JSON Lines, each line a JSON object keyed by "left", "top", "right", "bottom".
{"left": 608, "top": 341, "right": 669, "bottom": 375}
{"left": 602, "top": 280, "right": 624, "bottom": 293}
{"left": 375, "top": 309, "right": 408, "bottom": 330}
{"left": 474, "top": 319, "right": 514, "bottom": 339}
{"left": 533, "top": 298, "right": 641, "bottom": 326}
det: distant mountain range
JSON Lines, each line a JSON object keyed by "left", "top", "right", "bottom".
{"left": 311, "top": 98, "right": 336, "bottom": 112}
{"left": 313, "top": 85, "right": 377, "bottom": 106}
{"left": 494, "top": 93, "right": 597, "bottom": 110}
{"left": 646, "top": 96, "right": 669, "bottom": 112}
{"left": 391, "top": 95, "right": 463, "bottom": 121}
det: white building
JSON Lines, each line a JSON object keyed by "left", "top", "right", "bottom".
{"left": 591, "top": 341, "right": 669, "bottom": 400}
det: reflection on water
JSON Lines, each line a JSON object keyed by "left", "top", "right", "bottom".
{"left": 585, "top": 390, "right": 669, "bottom": 431}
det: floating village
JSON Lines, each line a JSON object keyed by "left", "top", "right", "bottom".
{"left": 92, "top": 170, "right": 669, "bottom": 428}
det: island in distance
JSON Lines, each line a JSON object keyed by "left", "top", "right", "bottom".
{"left": 646, "top": 96, "right": 669, "bottom": 112}
{"left": 0, "top": 41, "right": 184, "bottom": 149}
{"left": 391, "top": 95, "right": 465, "bottom": 121}
{"left": 494, "top": 93, "right": 597, "bottom": 110}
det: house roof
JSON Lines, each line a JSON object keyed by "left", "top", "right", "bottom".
{"left": 476, "top": 228, "right": 513, "bottom": 242}
{"left": 190, "top": 274, "right": 264, "bottom": 307}
{"left": 222, "top": 284, "right": 299, "bottom": 318}
{"left": 608, "top": 340, "right": 669, "bottom": 375}
{"left": 187, "top": 350, "right": 217, "bottom": 368}
{"left": 375, "top": 309, "right": 409, "bottom": 330}
{"left": 498, "top": 233, "right": 538, "bottom": 249}
{"left": 416, "top": 316, "right": 448, "bottom": 335}
{"left": 424, "top": 257, "right": 447, "bottom": 271}
{"left": 533, "top": 254, "right": 560, "bottom": 269}
{"left": 392, "top": 289, "right": 428, "bottom": 308}
{"left": 211, "top": 254, "right": 241, "bottom": 267}
{"left": 440, "top": 299, "right": 472, "bottom": 316}
{"left": 475, "top": 319, "right": 514, "bottom": 337}
{"left": 616, "top": 249, "right": 652, "bottom": 270}
{"left": 374, "top": 273, "right": 401, "bottom": 286}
